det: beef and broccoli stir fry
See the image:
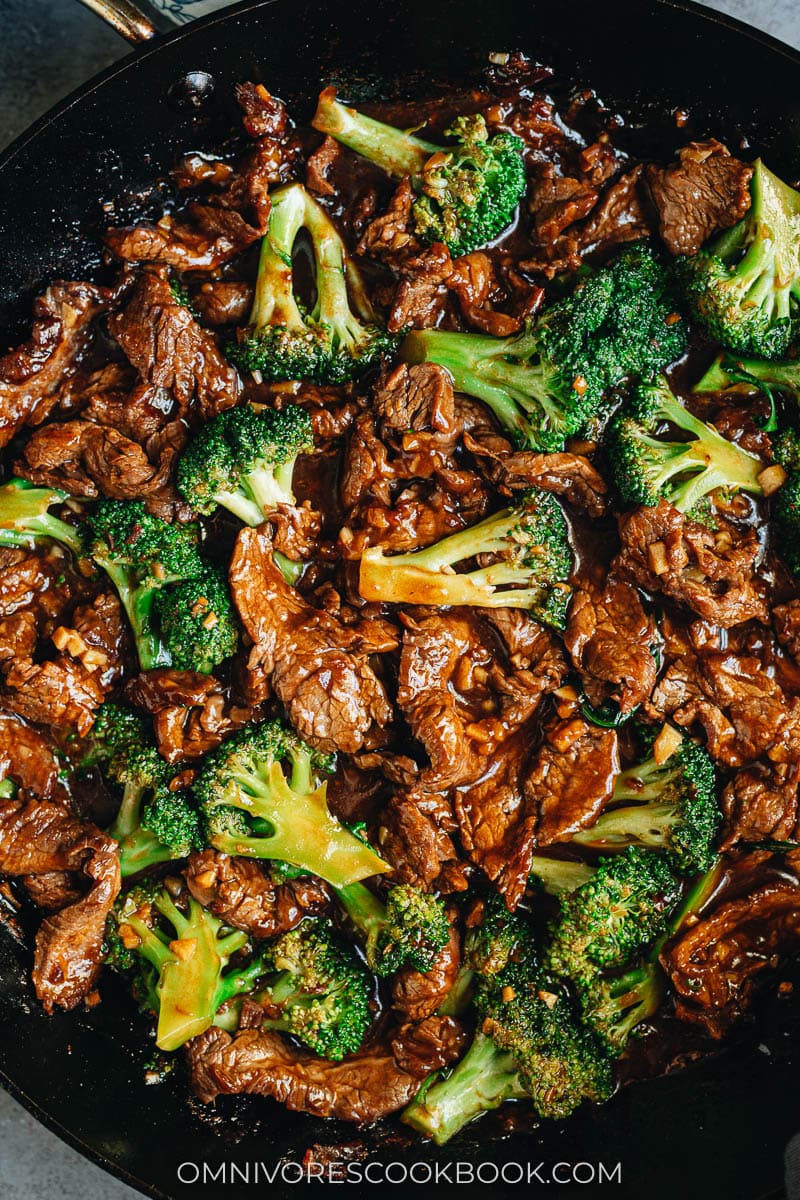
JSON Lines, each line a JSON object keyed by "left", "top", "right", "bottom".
{"left": 3, "top": 49, "right": 800, "bottom": 1142}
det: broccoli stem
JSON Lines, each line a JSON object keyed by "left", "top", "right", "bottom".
{"left": 402, "top": 328, "right": 555, "bottom": 445}
{"left": 98, "top": 561, "right": 170, "bottom": 670}
{"left": 0, "top": 480, "right": 85, "bottom": 558}
{"left": 529, "top": 855, "right": 595, "bottom": 895}
{"left": 401, "top": 1032, "right": 526, "bottom": 1144}
{"left": 249, "top": 185, "right": 309, "bottom": 333}
{"left": 571, "top": 801, "right": 679, "bottom": 853}
{"left": 334, "top": 879, "right": 387, "bottom": 950}
{"left": 212, "top": 765, "right": 386, "bottom": 887}
{"left": 106, "top": 783, "right": 169, "bottom": 878}
{"left": 134, "top": 893, "right": 251, "bottom": 1051}
{"left": 694, "top": 353, "right": 800, "bottom": 399}
{"left": 312, "top": 87, "right": 437, "bottom": 181}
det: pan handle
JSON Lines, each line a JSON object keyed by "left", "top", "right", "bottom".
{"left": 75, "top": 0, "right": 236, "bottom": 43}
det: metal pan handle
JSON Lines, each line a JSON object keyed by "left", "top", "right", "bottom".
{"left": 75, "top": 0, "right": 237, "bottom": 43}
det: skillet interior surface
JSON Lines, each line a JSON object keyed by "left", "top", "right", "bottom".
{"left": 1, "top": 0, "right": 800, "bottom": 1195}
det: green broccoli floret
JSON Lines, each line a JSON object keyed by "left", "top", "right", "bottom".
{"left": 609, "top": 375, "right": 763, "bottom": 512}
{"left": 402, "top": 965, "right": 611, "bottom": 1143}
{"left": 86, "top": 500, "right": 204, "bottom": 670}
{"left": 771, "top": 428, "right": 800, "bottom": 472}
{"left": 576, "top": 857, "right": 724, "bottom": 1055}
{"left": 577, "top": 960, "right": 663, "bottom": 1056}
{"left": 0, "top": 478, "right": 85, "bottom": 558}
{"left": 334, "top": 880, "right": 449, "bottom": 977}
{"left": 105, "top": 880, "right": 265, "bottom": 1051}
{"left": 680, "top": 160, "right": 800, "bottom": 358}
{"left": 177, "top": 404, "right": 313, "bottom": 525}
{"left": 774, "top": 470, "right": 800, "bottom": 575}
{"left": 154, "top": 565, "right": 239, "bottom": 675}
{"left": 358, "top": 487, "right": 572, "bottom": 626}
{"left": 226, "top": 183, "right": 396, "bottom": 383}
{"left": 544, "top": 847, "right": 681, "bottom": 985}
{"left": 571, "top": 733, "right": 720, "bottom": 875}
{"left": 256, "top": 922, "right": 371, "bottom": 1060}
{"left": 462, "top": 891, "right": 532, "bottom": 979}
{"left": 402, "top": 242, "right": 686, "bottom": 451}
{"left": 194, "top": 720, "right": 387, "bottom": 887}
{"left": 91, "top": 702, "right": 202, "bottom": 877}
{"left": 312, "top": 87, "right": 526, "bottom": 258}
{"left": 0, "top": 777, "right": 18, "bottom": 799}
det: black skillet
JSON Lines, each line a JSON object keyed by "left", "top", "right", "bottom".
{"left": 1, "top": 0, "right": 800, "bottom": 1195}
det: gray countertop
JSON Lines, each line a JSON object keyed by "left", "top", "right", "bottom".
{"left": 1, "top": 1, "right": 799, "bottom": 1197}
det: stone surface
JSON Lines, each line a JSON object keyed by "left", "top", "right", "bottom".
{"left": 0, "top": 2, "right": 799, "bottom": 1198}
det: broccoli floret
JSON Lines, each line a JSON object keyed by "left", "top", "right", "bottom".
{"left": 577, "top": 960, "right": 663, "bottom": 1057}
{"left": 609, "top": 376, "right": 763, "bottom": 512}
{"left": 177, "top": 404, "right": 313, "bottom": 525}
{"left": 86, "top": 501, "right": 204, "bottom": 670}
{"left": 772, "top": 428, "right": 800, "bottom": 472}
{"left": 680, "top": 160, "right": 800, "bottom": 357}
{"left": 312, "top": 88, "right": 526, "bottom": 258}
{"left": 571, "top": 733, "right": 720, "bottom": 875}
{"left": 0, "top": 478, "right": 85, "bottom": 558}
{"left": 105, "top": 880, "right": 265, "bottom": 1051}
{"left": 774, "top": 470, "right": 800, "bottom": 575}
{"left": 462, "top": 891, "right": 533, "bottom": 979}
{"left": 544, "top": 847, "right": 681, "bottom": 985}
{"left": 358, "top": 487, "right": 572, "bottom": 626}
{"left": 256, "top": 923, "right": 372, "bottom": 1060}
{"left": 402, "top": 243, "right": 686, "bottom": 451}
{"left": 334, "top": 880, "right": 449, "bottom": 977}
{"left": 92, "top": 702, "right": 202, "bottom": 877}
{"left": 576, "top": 857, "right": 724, "bottom": 1056}
{"left": 227, "top": 183, "right": 396, "bottom": 383}
{"left": 194, "top": 720, "right": 387, "bottom": 887}
{"left": 154, "top": 565, "right": 239, "bottom": 675}
{"left": 402, "top": 966, "right": 611, "bottom": 1143}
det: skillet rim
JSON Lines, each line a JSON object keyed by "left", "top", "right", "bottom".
{"left": 0, "top": 1, "right": 797, "bottom": 1196}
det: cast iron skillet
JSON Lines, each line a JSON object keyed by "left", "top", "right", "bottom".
{"left": 1, "top": 1, "right": 800, "bottom": 1195}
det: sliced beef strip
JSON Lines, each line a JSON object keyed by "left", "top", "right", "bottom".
{"left": 564, "top": 575, "right": 658, "bottom": 712}
{"left": 648, "top": 621, "right": 800, "bottom": 768}
{"left": 106, "top": 86, "right": 292, "bottom": 271}
{"left": 774, "top": 599, "right": 800, "bottom": 662}
{"left": 17, "top": 414, "right": 188, "bottom": 509}
{"left": 397, "top": 609, "right": 565, "bottom": 793}
{"left": 614, "top": 500, "right": 767, "bottom": 629}
{"left": 523, "top": 719, "right": 619, "bottom": 845}
{"left": 357, "top": 177, "right": 421, "bottom": 267}
{"left": 387, "top": 243, "right": 454, "bottom": 333}
{"left": 108, "top": 266, "right": 240, "bottom": 420}
{"left": 374, "top": 789, "right": 462, "bottom": 891}
{"left": 229, "top": 526, "right": 393, "bottom": 754}
{"left": 0, "top": 768, "right": 120, "bottom": 1012}
{"left": 644, "top": 140, "right": 753, "bottom": 256}
{"left": 456, "top": 720, "right": 618, "bottom": 909}
{"left": 0, "top": 282, "right": 107, "bottom": 450}
{"left": 124, "top": 669, "right": 257, "bottom": 764}
{"left": 463, "top": 438, "right": 608, "bottom": 518}
{"left": 577, "top": 166, "right": 651, "bottom": 253}
{"left": 186, "top": 850, "right": 330, "bottom": 939}
{"left": 188, "top": 1016, "right": 464, "bottom": 1120}
{"left": 1, "top": 591, "right": 126, "bottom": 736}
{"left": 391, "top": 915, "right": 462, "bottom": 1022}
{"left": 372, "top": 362, "right": 459, "bottom": 444}
{"left": 721, "top": 760, "right": 800, "bottom": 847}
{"left": 663, "top": 875, "right": 800, "bottom": 1038}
